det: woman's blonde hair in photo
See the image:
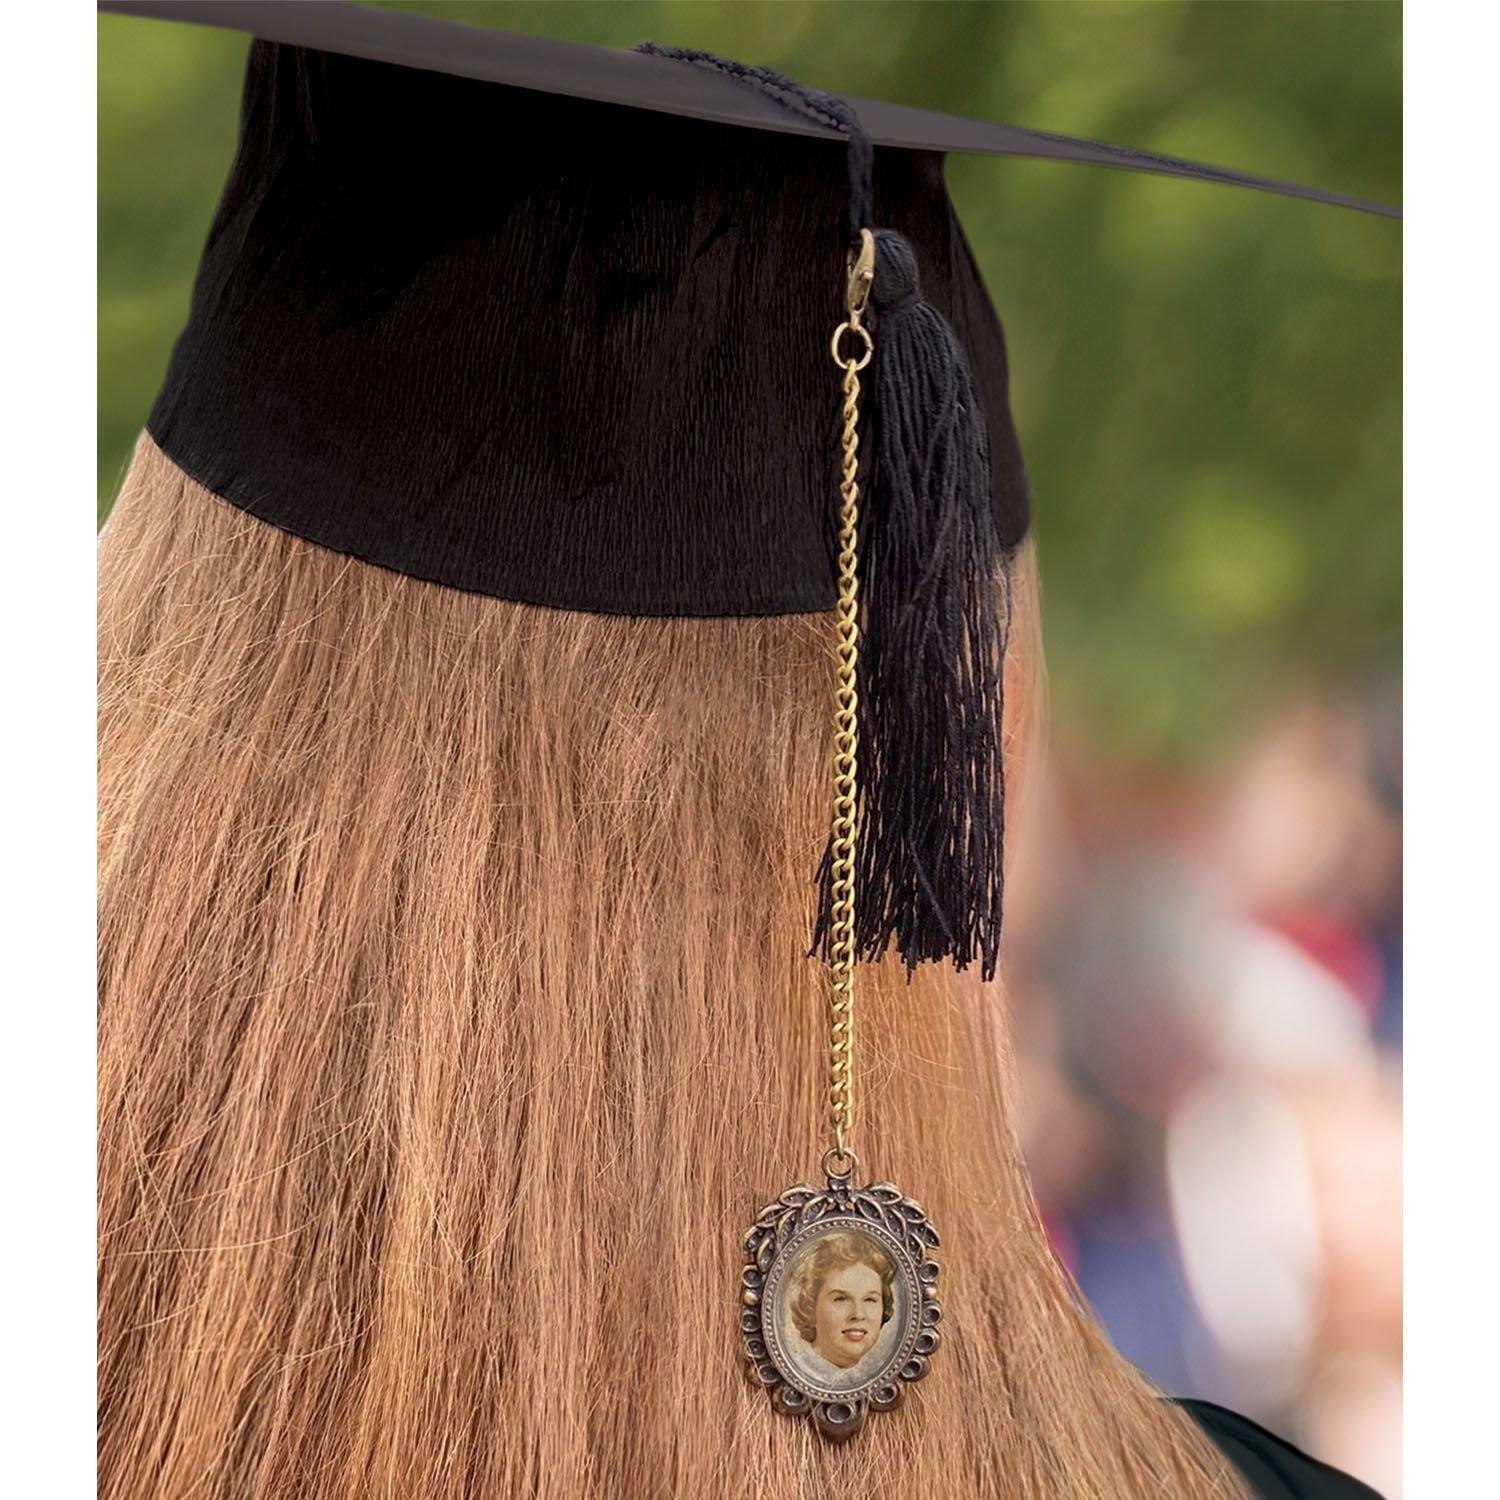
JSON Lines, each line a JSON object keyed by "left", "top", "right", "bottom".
{"left": 98, "top": 438, "right": 1248, "bottom": 1498}
{"left": 788, "top": 1231, "right": 896, "bottom": 1346}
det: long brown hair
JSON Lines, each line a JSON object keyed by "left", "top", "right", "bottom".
{"left": 99, "top": 437, "right": 1243, "bottom": 1497}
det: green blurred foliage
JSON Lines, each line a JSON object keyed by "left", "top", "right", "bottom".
{"left": 99, "top": 1, "right": 1400, "bottom": 762}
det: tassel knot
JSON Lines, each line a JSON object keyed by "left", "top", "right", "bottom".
{"left": 869, "top": 231, "right": 923, "bottom": 314}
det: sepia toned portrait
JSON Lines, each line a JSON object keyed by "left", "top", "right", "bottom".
{"left": 767, "top": 1224, "right": 916, "bottom": 1396}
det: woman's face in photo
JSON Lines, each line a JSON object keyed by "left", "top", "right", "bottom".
{"left": 812, "top": 1260, "right": 885, "bottom": 1368}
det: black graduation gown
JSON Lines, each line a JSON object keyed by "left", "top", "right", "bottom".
{"left": 1176, "top": 1400, "right": 1386, "bottom": 1499}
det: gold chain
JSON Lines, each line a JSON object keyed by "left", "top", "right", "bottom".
{"left": 825, "top": 230, "right": 875, "bottom": 1171}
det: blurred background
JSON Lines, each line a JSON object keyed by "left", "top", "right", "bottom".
{"left": 98, "top": 2, "right": 1401, "bottom": 1492}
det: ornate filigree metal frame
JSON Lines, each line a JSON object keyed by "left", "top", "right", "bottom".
{"left": 739, "top": 1170, "right": 942, "bottom": 1440}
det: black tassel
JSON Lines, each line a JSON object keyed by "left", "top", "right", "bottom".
{"left": 632, "top": 45, "right": 1011, "bottom": 979}
{"left": 815, "top": 230, "right": 1009, "bottom": 979}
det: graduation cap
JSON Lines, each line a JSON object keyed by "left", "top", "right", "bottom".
{"left": 100, "top": 0, "right": 1396, "bottom": 982}
{"left": 98, "top": 0, "right": 1398, "bottom": 1446}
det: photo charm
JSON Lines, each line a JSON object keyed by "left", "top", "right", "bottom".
{"left": 668, "top": 49, "right": 971, "bottom": 1447}
{"left": 740, "top": 1166, "right": 942, "bottom": 1440}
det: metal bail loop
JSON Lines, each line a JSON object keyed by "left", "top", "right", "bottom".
{"left": 820, "top": 1146, "right": 859, "bottom": 1188}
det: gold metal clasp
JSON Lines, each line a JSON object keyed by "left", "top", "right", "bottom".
{"left": 845, "top": 227, "right": 875, "bottom": 323}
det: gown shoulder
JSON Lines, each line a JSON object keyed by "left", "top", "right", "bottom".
{"left": 1173, "top": 1398, "right": 1386, "bottom": 1500}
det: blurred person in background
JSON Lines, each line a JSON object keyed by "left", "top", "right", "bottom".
{"left": 1007, "top": 689, "right": 1401, "bottom": 1496}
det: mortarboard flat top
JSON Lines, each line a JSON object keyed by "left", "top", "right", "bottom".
{"left": 100, "top": 0, "right": 1398, "bottom": 220}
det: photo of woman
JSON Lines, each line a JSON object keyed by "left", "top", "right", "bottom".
{"left": 780, "top": 1230, "right": 907, "bottom": 1391}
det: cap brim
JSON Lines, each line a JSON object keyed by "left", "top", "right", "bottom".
{"left": 99, "top": 0, "right": 1400, "bottom": 220}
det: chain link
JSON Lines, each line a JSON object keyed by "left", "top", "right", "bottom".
{"left": 826, "top": 230, "right": 874, "bottom": 1168}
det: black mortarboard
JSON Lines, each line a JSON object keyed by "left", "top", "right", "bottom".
{"left": 99, "top": 0, "right": 1399, "bottom": 980}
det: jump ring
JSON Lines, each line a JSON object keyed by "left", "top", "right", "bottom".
{"left": 830, "top": 321, "right": 873, "bottom": 370}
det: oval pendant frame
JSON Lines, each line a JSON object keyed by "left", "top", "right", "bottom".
{"left": 739, "top": 1172, "right": 942, "bottom": 1440}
